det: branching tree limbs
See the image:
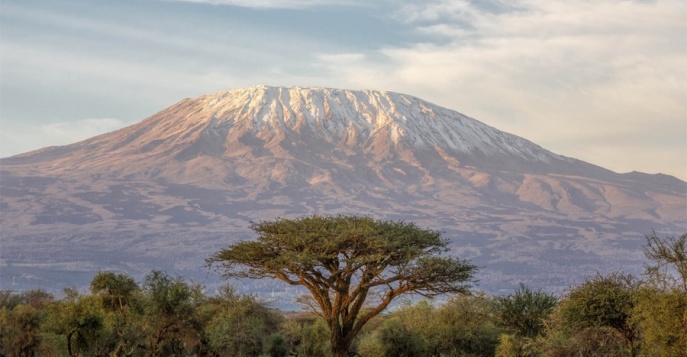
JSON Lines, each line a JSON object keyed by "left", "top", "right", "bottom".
{"left": 643, "top": 231, "right": 687, "bottom": 292}
{"left": 208, "top": 215, "right": 477, "bottom": 357}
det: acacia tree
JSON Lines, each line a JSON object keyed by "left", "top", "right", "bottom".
{"left": 643, "top": 232, "right": 687, "bottom": 292}
{"left": 493, "top": 283, "right": 558, "bottom": 338}
{"left": 558, "top": 273, "right": 640, "bottom": 355}
{"left": 632, "top": 232, "right": 687, "bottom": 355}
{"left": 140, "top": 271, "right": 199, "bottom": 357}
{"left": 90, "top": 272, "right": 140, "bottom": 357}
{"left": 208, "top": 215, "right": 477, "bottom": 357}
{"left": 46, "top": 288, "right": 106, "bottom": 357}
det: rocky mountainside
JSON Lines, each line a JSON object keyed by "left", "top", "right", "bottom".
{"left": 1, "top": 85, "right": 685, "bottom": 298}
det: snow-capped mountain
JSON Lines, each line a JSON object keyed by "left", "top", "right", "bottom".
{"left": 1, "top": 85, "right": 685, "bottom": 297}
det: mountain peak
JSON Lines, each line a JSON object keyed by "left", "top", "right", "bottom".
{"left": 2, "top": 85, "right": 685, "bottom": 296}
{"left": 185, "top": 86, "right": 568, "bottom": 165}
{"left": 4, "top": 86, "right": 594, "bottom": 178}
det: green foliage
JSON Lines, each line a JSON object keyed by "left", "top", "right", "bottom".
{"left": 1, "top": 302, "right": 45, "bottom": 357}
{"left": 279, "top": 318, "right": 305, "bottom": 354}
{"left": 347, "top": 311, "right": 429, "bottom": 357}
{"left": 209, "top": 215, "right": 477, "bottom": 357}
{"left": 493, "top": 283, "right": 558, "bottom": 338}
{"left": 494, "top": 333, "right": 542, "bottom": 357}
{"left": 266, "top": 333, "right": 289, "bottom": 357}
{"left": 0, "top": 290, "right": 28, "bottom": 310}
{"left": 538, "top": 307, "right": 617, "bottom": 356}
{"left": 25, "top": 289, "right": 55, "bottom": 308}
{"left": 358, "top": 295, "right": 502, "bottom": 357}
{"left": 356, "top": 330, "right": 385, "bottom": 357}
{"left": 90, "top": 271, "right": 141, "bottom": 357}
{"left": 631, "top": 232, "right": 687, "bottom": 356}
{"left": 90, "top": 271, "right": 139, "bottom": 313}
{"left": 300, "top": 317, "right": 331, "bottom": 357}
{"left": 495, "top": 334, "right": 525, "bottom": 357}
{"left": 535, "top": 273, "right": 641, "bottom": 356}
{"left": 558, "top": 273, "right": 639, "bottom": 350}
{"left": 44, "top": 288, "right": 111, "bottom": 356}
{"left": 356, "top": 303, "right": 427, "bottom": 357}
{"left": 432, "top": 294, "right": 503, "bottom": 356}
{"left": 276, "top": 315, "right": 333, "bottom": 357}
{"left": 141, "top": 270, "right": 200, "bottom": 356}
{"left": 631, "top": 287, "right": 687, "bottom": 356}
{"left": 3, "top": 229, "right": 684, "bottom": 357}
{"left": 377, "top": 319, "right": 427, "bottom": 357}
{"left": 204, "top": 285, "right": 283, "bottom": 357}
{"left": 0, "top": 289, "right": 54, "bottom": 357}
{"left": 533, "top": 232, "right": 687, "bottom": 356}
{"left": 492, "top": 284, "right": 556, "bottom": 357}
{"left": 2, "top": 289, "right": 55, "bottom": 310}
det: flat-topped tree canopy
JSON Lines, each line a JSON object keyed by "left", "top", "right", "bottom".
{"left": 208, "top": 215, "right": 477, "bottom": 357}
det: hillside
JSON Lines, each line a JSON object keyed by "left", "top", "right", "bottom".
{"left": 1, "top": 85, "right": 685, "bottom": 296}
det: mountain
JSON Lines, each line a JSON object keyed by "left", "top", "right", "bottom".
{"left": 1, "top": 85, "right": 685, "bottom": 298}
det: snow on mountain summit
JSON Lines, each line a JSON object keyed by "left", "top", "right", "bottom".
{"left": 193, "top": 85, "right": 567, "bottom": 164}
{"left": 5, "top": 85, "right": 594, "bottom": 182}
{"left": 2, "top": 85, "right": 685, "bottom": 295}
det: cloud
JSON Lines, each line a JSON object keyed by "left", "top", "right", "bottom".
{"left": 0, "top": 5, "right": 280, "bottom": 69}
{"left": 1, "top": 3, "right": 339, "bottom": 101}
{"left": 317, "top": 0, "right": 687, "bottom": 179}
{"left": 2, "top": 0, "right": 684, "bottom": 179}
{"left": 0, "top": 119, "right": 131, "bottom": 158}
{"left": 165, "top": 0, "right": 372, "bottom": 9}
{"left": 39, "top": 118, "right": 128, "bottom": 139}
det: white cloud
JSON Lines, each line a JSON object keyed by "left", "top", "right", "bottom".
{"left": 165, "top": 0, "right": 372, "bottom": 9}
{"left": 317, "top": 53, "right": 366, "bottom": 65}
{"left": 0, "top": 119, "right": 131, "bottom": 158}
{"left": 317, "top": 0, "right": 687, "bottom": 179}
{"left": 2, "top": 0, "right": 685, "bottom": 179}
{"left": 0, "top": 4, "right": 335, "bottom": 101}
{"left": 39, "top": 118, "right": 128, "bottom": 139}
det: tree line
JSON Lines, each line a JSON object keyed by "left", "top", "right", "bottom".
{"left": 1, "top": 215, "right": 685, "bottom": 356}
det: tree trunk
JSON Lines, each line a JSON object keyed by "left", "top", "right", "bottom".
{"left": 332, "top": 347, "right": 349, "bottom": 357}
{"left": 330, "top": 331, "right": 352, "bottom": 357}
{"left": 67, "top": 330, "right": 74, "bottom": 357}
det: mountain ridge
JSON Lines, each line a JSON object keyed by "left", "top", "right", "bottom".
{"left": 5, "top": 86, "right": 575, "bottom": 166}
{"left": 1, "top": 85, "right": 685, "bottom": 296}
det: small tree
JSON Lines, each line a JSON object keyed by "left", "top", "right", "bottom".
{"left": 203, "top": 286, "right": 283, "bottom": 356}
{"left": 0, "top": 290, "right": 55, "bottom": 357}
{"left": 208, "top": 215, "right": 477, "bottom": 357}
{"left": 643, "top": 232, "right": 687, "bottom": 292}
{"left": 90, "top": 271, "right": 140, "bottom": 357}
{"left": 493, "top": 283, "right": 558, "bottom": 338}
{"left": 632, "top": 232, "right": 687, "bottom": 355}
{"left": 432, "top": 294, "right": 502, "bottom": 356}
{"left": 141, "top": 271, "right": 198, "bottom": 357}
{"left": 558, "top": 273, "right": 640, "bottom": 354}
{"left": 46, "top": 288, "right": 109, "bottom": 357}
{"left": 377, "top": 319, "right": 427, "bottom": 357}
{"left": 1, "top": 303, "right": 45, "bottom": 357}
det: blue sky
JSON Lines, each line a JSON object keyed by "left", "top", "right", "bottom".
{"left": 1, "top": 0, "right": 685, "bottom": 180}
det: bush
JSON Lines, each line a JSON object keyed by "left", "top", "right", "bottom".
{"left": 493, "top": 283, "right": 557, "bottom": 338}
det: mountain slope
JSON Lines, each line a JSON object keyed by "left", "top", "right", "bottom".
{"left": 1, "top": 85, "right": 685, "bottom": 297}
{"left": 2, "top": 86, "right": 598, "bottom": 174}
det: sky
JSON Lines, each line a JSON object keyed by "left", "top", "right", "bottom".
{"left": 1, "top": 0, "right": 686, "bottom": 180}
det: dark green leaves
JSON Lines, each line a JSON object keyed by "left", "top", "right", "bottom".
{"left": 493, "top": 283, "right": 558, "bottom": 338}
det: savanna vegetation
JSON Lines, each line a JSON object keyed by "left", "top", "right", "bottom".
{"left": 208, "top": 216, "right": 478, "bottom": 357}
{"left": 0, "top": 216, "right": 684, "bottom": 357}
